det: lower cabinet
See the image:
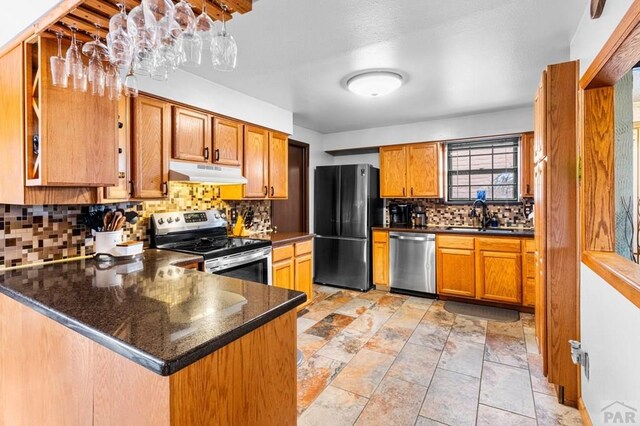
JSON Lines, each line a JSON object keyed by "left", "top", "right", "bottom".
{"left": 273, "top": 238, "right": 313, "bottom": 309}
{"left": 436, "top": 234, "right": 533, "bottom": 307}
{"left": 372, "top": 230, "right": 389, "bottom": 287}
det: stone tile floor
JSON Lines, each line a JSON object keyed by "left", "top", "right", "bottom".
{"left": 296, "top": 285, "right": 583, "bottom": 426}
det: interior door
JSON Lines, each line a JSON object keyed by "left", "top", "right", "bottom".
{"left": 314, "top": 166, "right": 340, "bottom": 237}
{"left": 340, "top": 165, "right": 368, "bottom": 239}
{"left": 271, "top": 143, "right": 308, "bottom": 232}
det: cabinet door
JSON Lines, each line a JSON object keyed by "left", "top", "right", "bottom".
{"left": 103, "top": 97, "right": 131, "bottom": 201}
{"left": 379, "top": 145, "right": 407, "bottom": 197}
{"left": 534, "top": 161, "right": 547, "bottom": 369}
{"left": 476, "top": 250, "right": 523, "bottom": 304}
{"left": 533, "top": 72, "right": 547, "bottom": 163}
{"left": 372, "top": 231, "right": 389, "bottom": 286}
{"left": 213, "top": 117, "right": 243, "bottom": 167}
{"left": 407, "top": 143, "right": 441, "bottom": 197}
{"left": 42, "top": 38, "right": 118, "bottom": 187}
{"left": 520, "top": 132, "right": 534, "bottom": 198}
{"left": 131, "top": 96, "right": 170, "bottom": 199}
{"left": 172, "top": 106, "right": 211, "bottom": 162}
{"left": 294, "top": 253, "right": 313, "bottom": 301}
{"left": 523, "top": 250, "right": 536, "bottom": 307}
{"left": 268, "top": 131, "right": 288, "bottom": 199}
{"left": 273, "top": 258, "right": 294, "bottom": 290}
{"left": 436, "top": 248, "right": 476, "bottom": 298}
{"left": 243, "top": 126, "right": 268, "bottom": 198}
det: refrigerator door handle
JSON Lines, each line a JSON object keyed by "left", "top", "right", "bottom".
{"left": 336, "top": 167, "right": 341, "bottom": 236}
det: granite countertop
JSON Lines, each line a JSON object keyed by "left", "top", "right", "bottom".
{"left": 0, "top": 249, "right": 306, "bottom": 376}
{"left": 373, "top": 225, "right": 535, "bottom": 238}
{"left": 251, "top": 232, "right": 315, "bottom": 247}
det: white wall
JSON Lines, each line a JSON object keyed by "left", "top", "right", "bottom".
{"left": 580, "top": 265, "right": 640, "bottom": 423}
{"left": 322, "top": 106, "right": 533, "bottom": 152}
{"left": 332, "top": 153, "right": 380, "bottom": 168}
{"left": 139, "top": 70, "right": 293, "bottom": 134}
{"left": 291, "top": 125, "right": 333, "bottom": 232}
{"left": 570, "top": 0, "right": 634, "bottom": 77}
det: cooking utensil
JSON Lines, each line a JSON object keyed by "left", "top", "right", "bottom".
{"left": 124, "top": 211, "right": 139, "bottom": 224}
{"left": 109, "top": 211, "right": 123, "bottom": 231}
{"left": 114, "top": 216, "right": 127, "bottom": 231}
{"left": 244, "top": 208, "right": 254, "bottom": 229}
{"left": 103, "top": 211, "right": 114, "bottom": 231}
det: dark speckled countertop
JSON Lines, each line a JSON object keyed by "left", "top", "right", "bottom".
{"left": 0, "top": 249, "right": 306, "bottom": 376}
{"left": 373, "top": 225, "right": 535, "bottom": 238}
{"left": 252, "top": 232, "right": 315, "bottom": 247}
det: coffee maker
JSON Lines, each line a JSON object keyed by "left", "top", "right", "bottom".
{"left": 413, "top": 206, "right": 427, "bottom": 228}
{"left": 389, "top": 203, "right": 412, "bottom": 227}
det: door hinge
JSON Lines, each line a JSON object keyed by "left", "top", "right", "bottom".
{"left": 577, "top": 155, "right": 582, "bottom": 184}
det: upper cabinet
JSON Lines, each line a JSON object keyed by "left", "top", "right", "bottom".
{"left": 520, "top": 132, "right": 534, "bottom": 198}
{"left": 213, "top": 117, "right": 243, "bottom": 167}
{"left": 172, "top": 106, "right": 211, "bottom": 162}
{"left": 26, "top": 37, "right": 118, "bottom": 188}
{"left": 242, "top": 126, "right": 288, "bottom": 199}
{"left": 380, "top": 142, "right": 442, "bottom": 198}
{"left": 131, "top": 96, "right": 170, "bottom": 199}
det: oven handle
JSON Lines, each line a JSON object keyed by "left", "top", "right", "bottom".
{"left": 206, "top": 248, "right": 271, "bottom": 272}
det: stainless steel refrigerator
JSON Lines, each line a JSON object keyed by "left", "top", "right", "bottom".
{"left": 314, "top": 164, "right": 383, "bottom": 291}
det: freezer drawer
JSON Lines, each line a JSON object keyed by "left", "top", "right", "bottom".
{"left": 314, "top": 236, "right": 370, "bottom": 291}
{"left": 389, "top": 232, "right": 436, "bottom": 294}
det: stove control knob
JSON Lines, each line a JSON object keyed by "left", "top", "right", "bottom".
{"left": 167, "top": 217, "right": 173, "bottom": 223}
{"left": 220, "top": 213, "right": 226, "bottom": 219}
{"left": 175, "top": 216, "right": 181, "bottom": 222}
{"left": 214, "top": 213, "right": 220, "bottom": 219}
{"left": 158, "top": 218, "right": 165, "bottom": 225}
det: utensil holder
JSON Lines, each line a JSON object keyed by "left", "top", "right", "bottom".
{"left": 93, "top": 230, "right": 124, "bottom": 255}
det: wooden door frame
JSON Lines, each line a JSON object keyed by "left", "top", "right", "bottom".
{"left": 271, "top": 139, "right": 309, "bottom": 232}
{"left": 580, "top": 0, "right": 640, "bottom": 311}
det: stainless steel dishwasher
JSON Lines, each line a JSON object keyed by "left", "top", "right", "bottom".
{"left": 389, "top": 232, "right": 436, "bottom": 295}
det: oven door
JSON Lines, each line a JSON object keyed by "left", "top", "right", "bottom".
{"left": 206, "top": 247, "right": 272, "bottom": 285}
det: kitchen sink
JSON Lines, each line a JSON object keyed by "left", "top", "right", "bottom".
{"left": 445, "top": 226, "right": 520, "bottom": 233}
{"left": 445, "top": 226, "right": 482, "bottom": 232}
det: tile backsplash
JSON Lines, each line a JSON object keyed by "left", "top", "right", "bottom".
{"left": 0, "top": 182, "right": 271, "bottom": 268}
{"left": 384, "top": 198, "right": 534, "bottom": 228}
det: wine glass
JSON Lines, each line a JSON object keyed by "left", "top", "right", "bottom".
{"left": 50, "top": 32, "right": 68, "bottom": 88}
{"left": 88, "top": 51, "right": 105, "bottom": 96}
{"left": 181, "top": 32, "right": 202, "bottom": 67}
{"left": 106, "top": 65, "right": 122, "bottom": 101}
{"left": 211, "top": 8, "right": 237, "bottom": 72}
{"left": 195, "top": 0, "right": 215, "bottom": 41}
{"left": 124, "top": 66, "right": 139, "bottom": 97}
{"left": 65, "top": 27, "right": 84, "bottom": 86}
{"left": 82, "top": 24, "right": 109, "bottom": 61}
{"left": 142, "top": 0, "right": 175, "bottom": 31}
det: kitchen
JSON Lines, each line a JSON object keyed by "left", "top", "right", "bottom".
{"left": 1, "top": 0, "right": 640, "bottom": 425}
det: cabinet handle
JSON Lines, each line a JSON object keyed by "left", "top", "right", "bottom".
{"left": 402, "top": 187, "right": 406, "bottom": 196}
{"left": 527, "top": 184, "right": 531, "bottom": 193}
{"left": 264, "top": 185, "right": 268, "bottom": 196}
{"left": 204, "top": 147, "right": 209, "bottom": 160}
{"left": 411, "top": 187, "right": 414, "bottom": 196}
{"left": 215, "top": 149, "right": 220, "bottom": 162}
{"left": 163, "top": 181, "right": 168, "bottom": 196}
{"left": 217, "top": 187, "right": 221, "bottom": 198}
{"left": 129, "top": 180, "right": 134, "bottom": 197}
{"left": 270, "top": 186, "right": 274, "bottom": 197}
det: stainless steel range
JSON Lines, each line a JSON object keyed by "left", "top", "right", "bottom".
{"left": 150, "top": 210, "right": 272, "bottom": 285}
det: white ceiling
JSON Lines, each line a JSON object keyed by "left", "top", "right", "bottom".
{"left": 1, "top": 0, "right": 585, "bottom": 134}
{"left": 187, "top": 0, "right": 585, "bottom": 133}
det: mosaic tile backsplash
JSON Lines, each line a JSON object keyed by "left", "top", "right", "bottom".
{"left": 384, "top": 198, "right": 534, "bottom": 228}
{"left": 0, "top": 182, "right": 271, "bottom": 268}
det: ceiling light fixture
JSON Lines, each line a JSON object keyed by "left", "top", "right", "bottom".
{"left": 347, "top": 71, "right": 403, "bottom": 97}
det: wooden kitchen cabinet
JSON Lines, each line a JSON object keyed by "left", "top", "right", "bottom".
{"left": 213, "top": 117, "right": 243, "bottom": 167}
{"left": 272, "top": 238, "right": 314, "bottom": 309}
{"left": 475, "top": 238, "right": 523, "bottom": 304}
{"left": 172, "top": 106, "right": 211, "bottom": 162}
{"left": 380, "top": 145, "right": 407, "bottom": 197}
{"left": 380, "top": 142, "right": 442, "bottom": 198}
{"left": 26, "top": 36, "right": 118, "bottom": 188}
{"left": 407, "top": 143, "right": 442, "bottom": 197}
{"left": 131, "top": 96, "right": 171, "bottom": 199}
{"left": 372, "top": 230, "right": 389, "bottom": 287}
{"left": 100, "top": 97, "right": 131, "bottom": 202}
{"left": 242, "top": 125, "right": 288, "bottom": 199}
{"left": 522, "top": 239, "right": 536, "bottom": 307}
{"left": 436, "top": 235, "right": 476, "bottom": 298}
{"left": 520, "top": 132, "right": 534, "bottom": 198}
{"left": 268, "top": 131, "right": 289, "bottom": 198}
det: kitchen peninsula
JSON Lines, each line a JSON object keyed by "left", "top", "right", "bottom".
{"left": 0, "top": 250, "right": 305, "bottom": 425}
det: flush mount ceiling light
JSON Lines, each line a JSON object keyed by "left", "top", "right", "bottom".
{"left": 347, "top": 71, "right": 403, "bottom": 97}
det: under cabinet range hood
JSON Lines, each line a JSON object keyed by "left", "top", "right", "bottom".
{"left": 169, "top": 161, "right": 248, "bottom": 185}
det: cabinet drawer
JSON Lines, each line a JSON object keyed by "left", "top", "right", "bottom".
{"left": 524, "top": 239, "right": 535, "bottom": 253}
{"left": 437, "top": 235, "right": 475, "bottom": 250}
{"left": 476, "top": 238, "right": 521, "bottom": 252}
{"left": 273, "top": 244, "right": 294, "bottom": 262}
{"left": 295, "top": 239, "right": 313, "bottom": 256}
{"left": 373, "top": 230, "right": 389, "bottom": 243}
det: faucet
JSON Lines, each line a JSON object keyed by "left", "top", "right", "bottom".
{"left": 470, "top": 199, "right": 489, "bottom": 229}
